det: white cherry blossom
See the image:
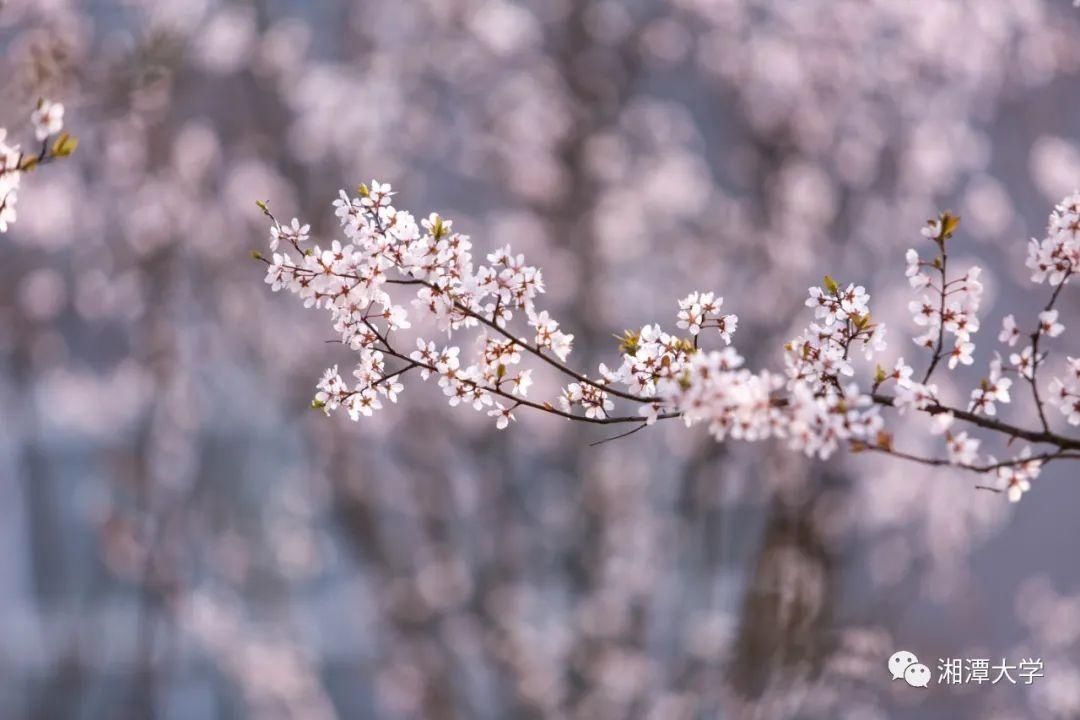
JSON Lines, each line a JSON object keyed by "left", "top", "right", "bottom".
{"left": 1, "top": 102, "right": 77, "bottom": 234}
{"left": 30, "top": 99, "right": 64, "bottom": 141}
{"left": 1039, "top": 310, "right": 1065, "bottom": 338}
{"left": 262, "top": 186, "right": 1079, "bottom": 502}
{"left": 999, "top": 314, "right": 1020, "bottom": 346}
{"left": 946, "top": 432, "right": 980, "bottom": 465}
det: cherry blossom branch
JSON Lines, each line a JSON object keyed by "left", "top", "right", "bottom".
{"left": 0, "top": 99, "right": 77, "bottom": 233}
{"left": 869, "top": 394, "right": 1080, "bottom": 452}
{"left": 374, "top": 339, "right": 676, "bottom": 426}
{"left": 920, "top": 233, "right": 951, "bottom": 384}
{"left": 353, "top": 197, "right": 656, "bottom": 407}
{"left": 1027, "top": 266, "right": 1073, "bottom": 431}
{"left": 257, "top": 254, "right": 665, "bottom": 423}
{"left": 383, "top": 276, "right": 655, "bottom": 404}
{"left": 856, "top": 444, "right": 1080, "bottom": 473}
{"left": 857, "top": 443, "right": 1080, "bottom": 501}
{"left": 256, "top": 182, "right": 1080, "bottom": 502}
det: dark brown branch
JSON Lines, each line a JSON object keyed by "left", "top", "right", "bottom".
{"left": 408, "top": 276, "right": 656, "bottom": 405}
{"left": 259, "top": 208, "right": 1080, "bottom": 475}
{"left": 857, "top": 443, "right": 1079, "bottom": 473}
{"left": 351, "top": 315, "right": 677, "bottom": 427}
{"left": 871, "top": 393, "right": 1080, "bottom": 452}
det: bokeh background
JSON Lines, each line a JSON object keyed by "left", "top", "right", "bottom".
{"left": 2, "top": 1, "right": 1080, "bottom": 718}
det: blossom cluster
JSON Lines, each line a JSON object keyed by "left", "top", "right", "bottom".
{"left": 1027, "top": 192, "right": 1080, "bottom": 287}
{"left": 1048, "top": 358, "right": 1080, "bottom": 426}
{"left": 263, "top": 182, "right": 553, "bottom": 425}
{"left": 0, "top": 99, "right": 72, "bottom": 233}
{"left": 1018, "top": 194, "right": 1080, "bottom": 434}
{"left": 905, "top": 219, "right": 984, "bottom": 369}
{"left": 263, "top": 184, "right": 1079, "bottom": 502}
{"left": 0, "top": 132, "right": 20, "bottom": 233}
{"left": 629, "top": 277, "right": 891, "bottom": 460}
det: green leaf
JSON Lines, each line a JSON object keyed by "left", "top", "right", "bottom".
{"left": 50, "top": 133, "right": 78, "bottom": 157}
{"left": 874, "top": 364, "right": 887, "bottom": 384}
{"left": 940, "top": 212, "right": 960, "bottom": 238}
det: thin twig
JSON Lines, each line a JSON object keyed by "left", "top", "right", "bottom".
{"left": 857, "top": 444, "right": 1078, "bottom": 474}
{"left": 921, "top": 246, "right": 949, "bottom": 384}
{"left": 1026, "top": 266, "right": 1072, "bottom": 432}
{"left": 589, "top": 422, "right": 648, "bottom": 447}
